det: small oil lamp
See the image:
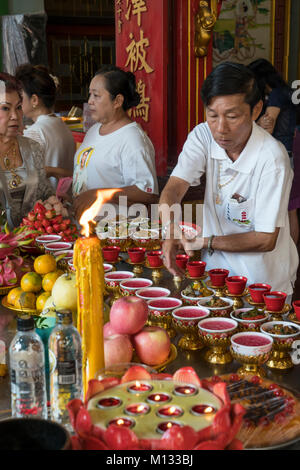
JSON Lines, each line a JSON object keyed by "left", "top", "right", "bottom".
{"left": 125, "top": 403, "right": 150, "bottom": 416}
{"left": 97, "top": 397, "right": 122, "bottom": 409}
{"left": 147, "top": 393, "right": 171, "bottom": 404}
{"left": 127, "top": 381, "right": 153, "bottom": 394}
{"left": 157, "top": 405, "right": 183, "bottom": 418}
{"left": 173, "top": 385, "right": 198, "bottom": 397}
{"left": 191, "top": 404, "right": 216, "bottom": 416}
{"left": 108, "top": 417, "right": 135, "bottom": 428}
{"left": 156, "top": 421, "right": 183, "bottom": 434}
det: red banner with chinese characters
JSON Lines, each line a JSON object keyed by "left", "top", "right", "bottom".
{"left": 115, "top": 0, "right": 168, "bottom": 176}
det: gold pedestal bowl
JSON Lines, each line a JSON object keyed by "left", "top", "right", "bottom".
{"left": 147, "top": 297, "right": 183, "bottom": 339}
{"left": 197, "top": 297, "right": 234, "bottom": 317}
{"left": 104, "top": 271, "right": 135, "bottom": 305}
{"left": 198, "top": 317, "right": 238, "bottom": 364}
{"left": 230, "top": 308, "right": 269, "bottom": 332}
{"left": 260, "top": 321, "right": 300, "bottom": 369}
{"left": 230, "top": 331, "right": 273, "bottom": 377}
{"left": 171, "top": 306, "right": 210, "bottom": 351}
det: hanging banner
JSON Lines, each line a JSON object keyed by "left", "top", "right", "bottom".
{"left": 115, "top": 0, "right": 168, "bottom": 176}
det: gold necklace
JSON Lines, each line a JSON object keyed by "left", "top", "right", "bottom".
{"left": 216, "top": 162, "right": 237, "bottom": 205}
{"left": 1, "top": 142, "right": 23, "bottom": 189}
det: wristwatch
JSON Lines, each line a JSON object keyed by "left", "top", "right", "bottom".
{"left": 207, "top": 235, "right": 215, "bottom": 256}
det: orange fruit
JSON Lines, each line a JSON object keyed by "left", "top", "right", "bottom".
{"left": 7, "top": 287, "right": 23, "bottom": 306}
{"left": 34, "top": 254, "right": 57, "bottom": 275}
{"left": 15, "top": 291, "right": 36, "bottom": 310}
{"left": 42, "top": 270, "right": 63, "bottom": 292}
{"left": 20, "top": 272, "right": 43, "bottom": 293}
{"left": 36, "top": 291, "right": 51, "bottom": 312}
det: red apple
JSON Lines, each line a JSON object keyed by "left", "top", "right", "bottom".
{"left": 104, "top": 334, "right": 133, "bottom": 367}
{"left": 109, "top": 296, "right": 148, "bottom": 335}
{"left": 132, "top": 326, "right": 171, "bottom": 366}
{"left": 103, "top": 321, "right": 119, "bottom": 338}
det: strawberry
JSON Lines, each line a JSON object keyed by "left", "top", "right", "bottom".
{"left": 42, "top": 219, "right": 51, "bottom": 228}
{"left": 53, "top": 224, "right": 61, "bottom": 232}
{"left": 46, "top": 226, "right": 54, "bottom": 234}
{"left": 52, "top": 215, "right": 63, "bottom": 225}
{"left": 34, "top": 202, "right": 46, "bottom": 214}
{"left": 45, "top": 209, "right": 55, "bottom": 219}
{"left": 36, "top": 213, "right": 45, "bottom": 221}
{"left": 60, "top": 223, "right": 68, "bottom": 231}
{"left": 27, "top": 211, "right": 36, "bottom": 222}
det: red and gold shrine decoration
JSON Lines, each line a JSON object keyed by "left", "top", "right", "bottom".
{"left": 74, "top": 189, "right": 119, "bottom": 394}
{"left": 115, "top": 0, "right": 168, "bottom": 176}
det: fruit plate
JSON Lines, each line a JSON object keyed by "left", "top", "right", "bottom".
{"left": 133, "top": 344, "right": 177, "bottom": 373}
{"left": 1, "top": 296, "right": 37, "bottom": 315}
{"left": 0, "top": 285, "right": 18, "bottom": 297}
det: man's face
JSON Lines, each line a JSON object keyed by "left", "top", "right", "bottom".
{"left": 206, "top": 94, "right": 262, "bottom": 159}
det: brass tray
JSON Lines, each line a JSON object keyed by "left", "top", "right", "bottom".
{"left": 2, "top": 295, "right": 37, "bottom": 315}
{"left": 0, "top": 285, "right": 18, "bottom": 297}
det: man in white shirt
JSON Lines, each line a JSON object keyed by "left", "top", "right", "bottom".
{"left": 159, "top": 62, "right": 298, "bottom": 295}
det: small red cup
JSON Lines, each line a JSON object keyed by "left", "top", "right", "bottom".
{"left": 208, "top": 269, "right": 229, "bottom": 287}
{"left": 176, "top": 254, "right": 189, "bottom": 270}
{"left": 128, "top": 247, "right": 146, "bottom": 263}
{"left": 263, "top": 291, "right": 287, "bottom": 312}
{"left": 186, "top": 261, "right": 206, "bottom": 278}
{"left": 293, "top": 300, "right": 300, "bottom": 321}
{"left": 225, "top": 276, "right": 247, "bottom": 295}
{"left": 248, "top": 283, "right": 271, "bottom": 304}
{"left": 147, "top": 250, "right": 163, "bottom": 268}
{"left": 102, "top": 246, "right": 120, "bottom": 262}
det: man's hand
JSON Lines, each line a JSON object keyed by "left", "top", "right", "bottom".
{"left": 73, "top": 189, "right": 98, "bottom": 221}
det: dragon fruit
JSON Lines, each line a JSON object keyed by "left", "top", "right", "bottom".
{"left": 0, "top": 255, "right": 32, "bottom": 286}
{"left": 0, "top": 225, "right": 35, "bottom": 259}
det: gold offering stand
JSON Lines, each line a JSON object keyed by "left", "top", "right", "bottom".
{"left": 265, "top": 338, "right": 294, "bottom": 371}
{"left": 147, "top": 309, "right": 176, "bottom": 340}
{"left": 172, "top": 319, "right": 204, "bottom": 351}
{"left": 206, "top": 280, "right": 226, "bottom": 298}
{"left": 223, "top": 287, "right": 249, "bottom": 310}
{"left": 145, "top": 260, "right": 165, "bottom": 284}
{"left": 244, "top": 295, "right": 265, "bottom": 309}
{"left": 185, "top": 272, "right": 208, "bottom": 282}
{"left": 126, "top": 258, "right": 145, "bottom": 277}
{"left": 264, "top": 304, "right": 291, "bottom": 322}
{"left": 199, "top": 333, "right": 234, "bottom": 365}
{"left": 230, "top": 347, "right": 270, "bottom": 378}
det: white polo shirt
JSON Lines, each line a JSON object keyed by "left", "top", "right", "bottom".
{"left": 172, "top": 122, "right": 298, "bottom": 294}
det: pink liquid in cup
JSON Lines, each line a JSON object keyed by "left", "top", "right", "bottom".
{"left": 148, "top": 298, "right": 182, "bottom": 309}
{"left": 233, "top": 335, "right": 271, "bottom": 347}
{"left": 174, "top": 308, "right": 208, "bottom": 319}
{"left": 106, "top": 272, "right": 133, "bottom": 280}
{"left": 200, "top": 320, "right": 235, "bottom": 331}
{"left": 121, "top": 279, "right": 151, "bottom": 289}
{"left": 136, "top": 288, "right": 170, "bottom": 299}
{"left": 248, "top": 284, "right": 271, "bottom": 303}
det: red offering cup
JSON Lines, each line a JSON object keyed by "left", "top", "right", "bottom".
{"left": 176, "top": 254, "right": 189, "bottom": 270}
{"left": 225, "top": 276, "right": 247, "bottom": 295}
{"left": 186, "top": 261, "right": 206, "bottom": 278}
{"left": 102, "top": 246, "right": 120, "bottom": 262}
{"left": 263, "top": 291, "right": 287, "bottom": 312}
{"left": 208, "top": 269, "right": 229, "bottom": 287}
{"left": 128, "top": 247, "right": 146, "bottom": 263}
{"left": 248, "top": 283, "right": 271, "bottom": 304}
{"left": 293, "top": 300, "right": 300, "bottom": 321}
{"left": 147, "top": 250, "right": 163, "bottom": 268}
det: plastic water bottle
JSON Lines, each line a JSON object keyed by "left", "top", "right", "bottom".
{"left": 49, "top": 310, "right": 82, "bottom": 430}
{"left": 9, "top": 315, "right": 47, "bottom": 419}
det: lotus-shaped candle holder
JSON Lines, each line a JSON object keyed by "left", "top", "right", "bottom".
{"left": 172, "top": 306, "right": 210, "bottom": 350}
{"left": 198, "top": 318, "right": 238, "bottom": 364}
{"left": 260, "top": 321, "right": 300, "bottom": 369}
{"left": 230, "top": 332, "right": 273, "bottom": 377}
{"left": 147, "top": 297, "right": 183, "bottom": 339}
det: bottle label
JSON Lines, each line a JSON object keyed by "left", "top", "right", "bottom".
{"left": 57, "top": 360, "right": 76, "bottom": 385}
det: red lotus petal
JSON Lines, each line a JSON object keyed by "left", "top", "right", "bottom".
{"left": 159, "top": 425, "right": 198, "bottom": 450}
{"left": 194, "top": 440, "right": 224, "bottom": 450}
{"left": 70, "top": 435, "right": 83, "bottom": 450}
{"left": 91, "top": 424, "right": 106, "bottom": 441}
{"left": 213, "top": 381, "right": 230, "bottom": 405}
{"left": 172, "top": 367, "right": 201, "bottom": 386}
{"left": 120, "top": 366, "right": 152, "bottom": 384}
{"left": 150, "top": 373, "right": 173, "bottom": 380}
{"left": 82, "top": 435, "right": 108, "bottom": 450}
{"left": 66, "top": 399, "right": 84, "bottom": 430}
{"left": 212, "top": 405, "right": 231, "bottom": 437}
{"left": 100, "top": 377, "right": 121, "bottom": 389}
{"left": 226, "top": 438, "right": 244, "bottom": 450}
{"left": 196, "top": 425, "right": 213, "bottom": 443}
{"left": 225, "top": 403, "right": 246, "bottom": 445}
{"left": 201, "top": 378, "right": 214, "bottom": 392}
{"left": 104, "top": 424, "right": 140, "bottom": 450}
{"left": 139, "top": 438, "right": 161, "bottom": 450}
{"left": 75, "top": 406, "right": 93, "bottom": 435}
{"left": 85, "top": 379, "right": 105, "bottom": 404}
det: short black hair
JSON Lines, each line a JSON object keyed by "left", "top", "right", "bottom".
{"left": 95, "top": 65, "right": 140, "bottom": 111}
{"left": 248, "top": 58, "right": 290, "bottom": 103}
{"left": 15, "top": 64, "right": 56, "bottom": 109}
{"left": 201, "top": 62, "right": 262, "bottom": 111}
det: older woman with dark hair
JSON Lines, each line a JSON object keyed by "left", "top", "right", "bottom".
{"left": 15, "top": 64, "right": 75, "bottom": 188}
{"left": 73, "top": 65, "right": 158, "bottom": 220}
{"left": 0, "top": 72, "right": 53, "bottom": 227}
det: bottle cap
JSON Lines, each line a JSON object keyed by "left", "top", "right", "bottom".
{"left": 56, "top": 309, "right": 73, "bottom": 324}
{"left": 17, "top": 315, "right": 35, "bottom": 331}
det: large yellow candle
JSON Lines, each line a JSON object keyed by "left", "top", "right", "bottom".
{"left": 73, "top": 236, "right": 105, "bottom": 395}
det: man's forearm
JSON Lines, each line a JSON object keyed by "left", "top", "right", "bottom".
{"left": 203, "top": 229, "right": 280, "bottom": 253}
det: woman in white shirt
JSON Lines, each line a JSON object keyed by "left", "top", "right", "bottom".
{"left": 72, "top": 65, "right": 158, "bottom": 220}
{"left": 15, "top": 64, "right": 76, "bottom": 188}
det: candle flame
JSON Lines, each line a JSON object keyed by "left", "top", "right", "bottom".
{"left": 169, "top": 406, "right": 176, "bottom": 414}
{"left": 204, "top": 406, "right": 214, "bottom": 414}
{"left": 137, "top": 405, "right": 145, "bottom": 412}
{"left": 117, "top": 419, "right": 124, "bottom": 426}
{"left": 167, "top": 422, "right": 172, "bottom": 428}
{"left": 135, "top": 381, "right": 140, "bottom": 388}
{"left": 154, "top": 395, "right": 161, "bottom": 401}
{"left": 79, "top": 189, "right": 120, "bottom": 237}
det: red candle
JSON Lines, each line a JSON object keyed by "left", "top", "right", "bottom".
{"left": 191, "top": 404, "right": 216, "bottom": 416}
{"left": 125, "top": 403, "right": 150, "bottom": 416}
{"left": 157, "top": 405, "right": 183, "bottom": 418}
{"left": 174, "top": 385, "right": 197, "bottom": 397}
{"left": 156, "top": 421, "right": 183, "bottom": 434}
{"left": 108, "top": 417, "right": 135, "bottom": 428}
{"left": 147, "top": 393, "right": 171, "bottom": 404}
{"left": 97, "top": 397, "right": 122, "bottom": 409}
{"left": 127, "top": 382, "right": 153, "bottom": 393}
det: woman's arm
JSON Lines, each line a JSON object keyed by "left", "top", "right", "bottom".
{"left": 257, "top": 106, "right": 280, "bottom": 134}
